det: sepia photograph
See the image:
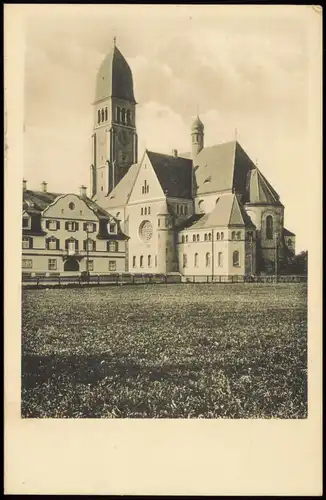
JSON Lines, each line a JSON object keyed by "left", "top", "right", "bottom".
{"left": 4, "top": 4, "right": 322, "bottom": 496}
{"left": 18, "top": 5, "right": 313, "bottom": 421}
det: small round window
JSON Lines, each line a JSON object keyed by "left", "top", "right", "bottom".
{"left": 139, "top": 220, "right": 153, "bottom": 241}
{"left": 69, "top": 202, "right": 75, "bottom": 210}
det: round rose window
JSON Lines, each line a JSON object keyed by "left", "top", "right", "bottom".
{"left": 139, "top": 220, "right": 153, "bottom": 241}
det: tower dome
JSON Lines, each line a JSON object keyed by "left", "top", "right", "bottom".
{"left": 94, "top": 42, "right": 136, "bottom": 104}
{"left": 191, "top": 115, "right": 204, "bottom": 158}
{"left": 191, "top": 115, "right": 204, "bottom": 133}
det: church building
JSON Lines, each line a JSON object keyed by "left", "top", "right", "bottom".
{"left": 91, "top": 40, "right": 296, "bottom": 277}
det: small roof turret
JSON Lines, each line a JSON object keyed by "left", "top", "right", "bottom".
{"left": 191, "top": 115, "right": 204, "bottom": 133}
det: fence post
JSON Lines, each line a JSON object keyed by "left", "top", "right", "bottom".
{"left": 36, "top": 277, "right": 40, "bottom": 289}
{"left": 58, "top": 276, "right": 61, "bottom": 287}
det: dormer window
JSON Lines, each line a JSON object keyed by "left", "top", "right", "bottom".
{"left": 108, "top": 219, "right": 117, "bottom": 234}
{"left": 22, "top": 216, "right": 31, "bottom": 229}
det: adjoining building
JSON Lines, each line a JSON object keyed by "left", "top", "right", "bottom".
{"left": 22, "top": 182, "right": 128, "bottom": 276}
{"left": 91, "top": 40, "right": 295, "bottom": 277}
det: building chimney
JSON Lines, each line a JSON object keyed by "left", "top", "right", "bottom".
{"left": 41, "top": 181, "right": 47, "bottom": 192}
{"left": 172, "top": 149, "right": 178, "bottom": 158}
{"left": 80, "top": 185, "right": 87, "bottom": 198}
{"left": 23, "top": 179, "right": 27, "bottom": 191}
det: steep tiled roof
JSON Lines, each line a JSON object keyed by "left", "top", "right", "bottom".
{"left": 283, "top": 228, "right": 295, "bottom": 236}
{"left": 82, "top": 198, "right": 115, "bottom": 219}
{"left": 23, "top": 190, "right": 115, "bottom": 220}
{"left": 147, "top": 150, "right": 193, "bottom": 199}
{"left": 23, "top": 190, "right": 62, "bottom": 212}
{"left": 245, "top": 167, "right": 281, "bottom": 204}
{"left": 178, "top": 194, "right": 255, "bottom": 231}
{"left": 100, "top": 162, "right": 141, "bottom": 209}
{"left": 194, "top": 141, "right": 256, "bottom": 196}
{"left": 94, "top": 45, "right": 136, "bottom": 104}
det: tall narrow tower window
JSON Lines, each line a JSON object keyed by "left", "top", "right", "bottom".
{"left": 121, "top": 109, "right": 126, "bottom": 125}
{"left": 97, "top": 110, "right": 101, "bottom": 124}
{"left": 105, "top": 107, "right": 108, "bottom": 121}
{"left": 126, "top": 110, "right": 131, "bottom": 125}
{"left": 101, "top": 109, "right": 104, "bottom": 122}
{"left": 116, "top": 107, "right": 121, "bottom": 123}
{"left": 266, "top": 215, "right": 274, "bottom": 240}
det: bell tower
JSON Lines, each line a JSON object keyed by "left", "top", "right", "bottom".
{"left": 91, "top": 38, "right": 138, "bottom": 200}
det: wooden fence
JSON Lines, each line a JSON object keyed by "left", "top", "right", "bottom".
{"left": 21, "top": 273, "right": 307, "bottom": 289}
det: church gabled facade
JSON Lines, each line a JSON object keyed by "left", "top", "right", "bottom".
{"left": 92, "top": 41, "right": 295, "bottom": 277}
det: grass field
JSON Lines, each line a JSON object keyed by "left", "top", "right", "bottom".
{"left": 21, "top": 283, "right": 307, "bottom": 418}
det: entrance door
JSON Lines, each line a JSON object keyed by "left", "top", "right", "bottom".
{"left": 64, "top": 258, "right": 80, "bottom": 272}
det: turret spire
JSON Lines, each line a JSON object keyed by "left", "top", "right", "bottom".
{"left": 191, "top": 115, "right": 204, "bottom": 159}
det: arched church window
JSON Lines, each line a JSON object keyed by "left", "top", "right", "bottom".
{"left": 97, "top": 110, "right": 101, "bottom": 124}
{"left": 126, "top": 110, "right": 131, "bottom": 125}
{"left": 221, "top": 232, "right": 224, "bottom": 240}
{"left": 105, "top": 107, "right": 108, "bottom": 121}
{"left": 205, "top": 252, "right": 211, "bottom": 267}
{"left": 101, "top": 109, "right": 104, "bottom": 122}
{"left": 183, "top": 254, "right": 187, "bottom": 268}
{"left": 148, "top": 255, "right": 151, "bottom": 267}
{"left": 194, "top": 253, "right": 199, "bottom": 267}
{"left": 288, "top": 238, "right": 292, "bottom": 247}
{"left": 121, "top": 109, "right": 126, "bottom": 125}
{"left": 193, "top": 234, "right": 196, "bottom": 242}
{"left": 140, "top": 255, "right": 144, "bottom": 268}
{"left": 266, "top": 215, "right": 273, "bottom": 240}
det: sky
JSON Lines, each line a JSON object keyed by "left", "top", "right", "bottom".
{"left": 22, "top": 5, "right": 320, "bottom": 252}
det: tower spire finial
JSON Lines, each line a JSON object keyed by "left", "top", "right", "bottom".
{"left": 113, "top": 36, "right": 117, "bottom": 47}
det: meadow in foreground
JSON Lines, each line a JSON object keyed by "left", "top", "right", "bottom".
{"left": 21, "top": 283, "right": 307, "bottom": 418}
